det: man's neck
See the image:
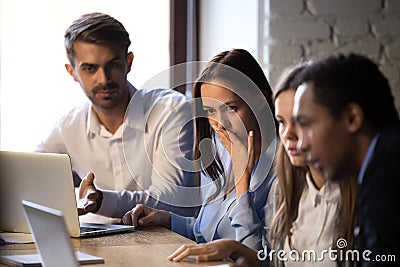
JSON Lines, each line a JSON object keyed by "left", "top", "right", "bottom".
{"left": 92, "top": 94, "right": 130, "bottom": 135}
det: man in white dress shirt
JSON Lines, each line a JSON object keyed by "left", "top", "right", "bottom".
{"left": 37, "top": 12, "right": 196, "bottom": 218}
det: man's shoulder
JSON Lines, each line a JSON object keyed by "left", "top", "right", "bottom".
{"left": 126, "top": 89, "right": 191, "bottom": 128}
{"left": 135, "top": 88, "right": 187, "bottom": 105}
{"left": 359, "top": 122, "right": 400, "bottom": 206}
{"left": 55, "top": 102, "right": 90, "bottom": 126}
{"left": 367, "top": 121, "right": 400, "bottom": 180}
{"left": 357, "top": 121, "right": 400, "bottom": 259}
{"left": 375, "top": 121, "right": 400, "bottom": 155}
{"left": 382, "top": 120, "right": 400, "bottom": 136}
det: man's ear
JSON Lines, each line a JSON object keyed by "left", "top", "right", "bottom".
{"left": 65, "top": 64, "right": 78, "bottom": 82}
{"left": 127, "top": 52, "right": 134, "bottom": 73}
{"left": 345, "top": 102, "right": 364, "bottom": 134}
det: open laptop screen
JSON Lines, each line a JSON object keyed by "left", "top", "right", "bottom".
{"left": 0, "top": 151, "right": 81, "bottom": 236}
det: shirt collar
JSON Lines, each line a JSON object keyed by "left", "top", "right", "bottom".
{"left": 124, "top": 84, "right": 151, "bottom": 132}
{"left": 86, "top": 82, "right": 139, "bottom": 136}
{"left": 358, "top": 133, "right": 380, "bottom": 184}
{"left": 305, "top": 172, "right": 341, "bottom": 207}
{"left": 250, "top": 136, "right": 279, "bottom": 191}
{"left": 87, "top": 105, "right": 100, "bottom": 136}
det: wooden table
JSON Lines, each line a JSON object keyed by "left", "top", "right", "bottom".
{"left": 0, "top": 227, "right": 230, "bottom": 266}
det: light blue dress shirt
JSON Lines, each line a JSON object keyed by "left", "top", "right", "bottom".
{"left": 358, "top": 133, "right": 380, "bottom": 184}
{"left": 170, "top": 137, "right": 277, "bottom": 251}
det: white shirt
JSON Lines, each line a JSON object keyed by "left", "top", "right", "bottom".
{"left": 37, "top": 83, "right": 196, "bottom": 217}
{"left": 282, "top": 173, "right": 341, "bottom": 267}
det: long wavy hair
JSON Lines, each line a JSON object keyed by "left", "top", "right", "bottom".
{"left": 192, "top": 49, "right": 276, "bottom": 201}
{"left": 270, "top": 63, "right": 358, "bottom": 254}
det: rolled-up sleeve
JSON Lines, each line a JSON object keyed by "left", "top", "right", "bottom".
{"left": 170, "top": 213, "right": 196, "bottom": 240}
{"left": 96, "top": 189, "right": 155, "bottom": 218}
{"left": 97, "top": 189, "right": 195, "bottom": 219}
{"left": 229, "top": 191, "right": 263, "bottom": 251}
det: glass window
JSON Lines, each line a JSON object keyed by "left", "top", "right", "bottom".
{"left": 0, "top": 0, "right": 169, "bottom": 151}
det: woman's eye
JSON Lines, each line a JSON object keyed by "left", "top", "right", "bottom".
{"left": 204, "top": 108, "right": 216, "bottom": 116}
{"left": 226, "top": 106, "right": 237, "bottom": 112}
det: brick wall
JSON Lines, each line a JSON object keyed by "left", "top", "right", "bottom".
{"left": 261, "top": 0, "right": 400, "bottom": 112}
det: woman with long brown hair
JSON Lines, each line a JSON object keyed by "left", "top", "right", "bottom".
{"left": 166, "top": 63, "right": 358, "bottom": 267}
{"left": 122, "top": 48, "right": 278, "bottom": 259}
{"left": 268, "top": 63, "right": 358, "bottom": 266}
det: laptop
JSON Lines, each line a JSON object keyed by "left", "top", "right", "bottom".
{"left": 0, "top": 151, "right": 135, "bottom": 237}
{"left": 0, "top": 200, "right": 105, "bottom": 267}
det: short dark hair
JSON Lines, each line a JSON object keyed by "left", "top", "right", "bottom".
{"left": 64, "top": 12, "right": 131, "bottom": 65}
{"left": 296, "top": 53, "right": 399, "bottom": 131}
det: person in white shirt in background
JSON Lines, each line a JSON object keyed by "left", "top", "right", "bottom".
{"left": 36, "top": 12, "right": 196, "bottom": 219}
{"left": 268, "top": 63, "right": 358, "bottom": 267}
